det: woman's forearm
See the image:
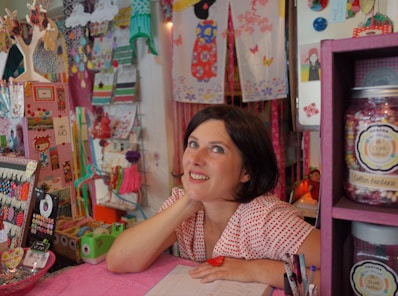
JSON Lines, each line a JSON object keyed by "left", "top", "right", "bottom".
{"left": 106, "top": 197, "right": 199, "bottom": 273}
{"left": 246, "top": 258, "right": 286, "bottom": 288}
{"left": 247, "top": 258, "right": 320, "bottom": 290}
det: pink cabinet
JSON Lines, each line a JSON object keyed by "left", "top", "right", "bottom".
{"left": 320, "top": 33, "right": 398, "bottom": 295}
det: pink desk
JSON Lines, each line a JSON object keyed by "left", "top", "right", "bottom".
{"left": 27, "top": 254, "right": 284, "bottom": 296}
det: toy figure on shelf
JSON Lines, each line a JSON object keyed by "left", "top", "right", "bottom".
{"left": 307, "top": 168, "right": 320, "bottom": 201}
{"left": 290, "top": 167, "right": 321, "bottom": 203}
{"left": 0, "top": 0, "right": 59, "bottom": 82}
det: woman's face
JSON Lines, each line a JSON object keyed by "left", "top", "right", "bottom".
{"left": 182, "top": 119, "right": 249, "bottom": 202}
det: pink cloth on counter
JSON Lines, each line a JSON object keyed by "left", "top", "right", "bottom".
{"left": 26, "top": 253, "right": 284, "bottom": 296}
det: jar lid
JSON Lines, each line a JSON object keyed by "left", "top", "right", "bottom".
{"left": 351, "top": 85, "right": 398, "bottom": 99}
{"left": 352, "top": 221, "right": 398, "bottom": 245}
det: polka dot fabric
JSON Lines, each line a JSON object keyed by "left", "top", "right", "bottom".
{"left": 159, "top": 187, "right": 314, "bottom": 262}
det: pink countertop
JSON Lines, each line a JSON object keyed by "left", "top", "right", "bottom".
{"left": 27, "top": 253, "right": 283, "bottom": 296}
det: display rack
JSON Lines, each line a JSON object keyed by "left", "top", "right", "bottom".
{"left": 320, "top": 33, "right": 398, "bottom": 295}
{"left": 0, "top": 156, "right": 39, "bottom": 248}
{"left": 89, "top": 102, "right": 147, "bottom": 214}
{"left": 23, "top": 82, "right": 76, "bottom": 218}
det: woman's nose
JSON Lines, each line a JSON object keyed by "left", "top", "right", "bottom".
{"left": 189, "top": 148, "right": 206, "bottom": 165}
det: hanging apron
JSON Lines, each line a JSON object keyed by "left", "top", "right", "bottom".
{"left": 172, "top": 0, "right": 229, "bottom": 104}
{"left": 172, "top": 0, "right": 287, "bottom": 104}
{"left": 230, "top": 0, "right": 287, "bottom": 102}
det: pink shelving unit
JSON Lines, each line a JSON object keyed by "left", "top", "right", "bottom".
{"left": 320, "top": 33, "right": 398, "bottom": 296}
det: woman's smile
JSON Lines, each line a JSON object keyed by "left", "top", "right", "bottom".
{"left": 189, "top": 172, "right": 209, "bottom": 181}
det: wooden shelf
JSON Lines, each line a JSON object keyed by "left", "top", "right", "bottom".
{"left": 332, "top": 197, "right": 398, "bottom": 227}
{"left": 320, "top": 32, "right": 398, "bottom": 296}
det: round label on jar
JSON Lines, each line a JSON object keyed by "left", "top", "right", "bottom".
{"left": 356, "top": 123, "right": 398, "bottom": 173}
{"left": 350, "top": 260, "right": 398, "bottom": 296}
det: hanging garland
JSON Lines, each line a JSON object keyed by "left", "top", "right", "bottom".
{"left": 62, "top": 0, "right": 92, "bottom": 88}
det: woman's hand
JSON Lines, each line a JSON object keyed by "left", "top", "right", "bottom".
{"left": 188, "top": 257, "right": 288, "bottom": 288}
{"left": 188, "top": 257, "right": 257, "bottom": 283}
{"left": 180, "top": 173, "right": 203, "bottom": 213}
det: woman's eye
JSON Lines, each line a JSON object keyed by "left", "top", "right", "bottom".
{"left": 188, "top": 140, "right": 198, "bottom": 148}
{"left": 212, "top": 146, "right": 224, "bottom": 153}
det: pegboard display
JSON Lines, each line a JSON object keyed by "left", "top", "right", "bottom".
{"left": 0, "top": 156, "right": 39, "bottom": 248}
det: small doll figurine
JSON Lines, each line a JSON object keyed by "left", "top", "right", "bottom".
{"left": 307, "top": 168, "right": 320, "bottom": 201}
{"left": 291, "top": 168, "right": 321, "bottom": 203}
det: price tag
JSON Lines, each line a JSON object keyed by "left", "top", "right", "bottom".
{"left": 23, "top": 249, "right": 50, "bottom": 268}
{"left": 30, "top": 240, "right": 50, "bottom": 253}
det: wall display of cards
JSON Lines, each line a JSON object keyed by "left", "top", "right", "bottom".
{"left": 0, "top": 156, "right": 39, "bottom": 248}
{"left": 23, "top": 82, "right": 77, "bottom": 218}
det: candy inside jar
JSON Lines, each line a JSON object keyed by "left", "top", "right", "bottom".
{"left": 344, "top": 85, "right": 398, "bottom": 206}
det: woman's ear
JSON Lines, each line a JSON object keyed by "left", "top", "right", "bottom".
{"left": 240, "top": 169, "right": 250, "bottom": 183}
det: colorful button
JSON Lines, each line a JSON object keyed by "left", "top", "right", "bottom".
{"left": 313, "top": 17, "right": 328, "bottom": 32}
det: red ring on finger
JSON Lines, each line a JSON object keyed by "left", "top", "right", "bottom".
{"left": 207, "top": 255, "right": 224, "bottom": 267}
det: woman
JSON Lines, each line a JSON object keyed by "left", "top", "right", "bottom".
{"left": 106, "top": 105, "right": 320, "bottom": 289}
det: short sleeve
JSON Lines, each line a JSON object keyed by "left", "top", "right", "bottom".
{"left": 213, "top": 195, "right": 314, "bottom": 261}
{"left": 244, "top": 196, "right": 313, "bottom": 260}
{"left": 158, "top": 187, "right": 184, "bottom": 213}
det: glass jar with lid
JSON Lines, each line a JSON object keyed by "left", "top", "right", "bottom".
{"left": 344, "top": 85, "right": 398, "bottom": 206}
{"left": 350, "top": 221, "right": 398, "bottom": 296}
